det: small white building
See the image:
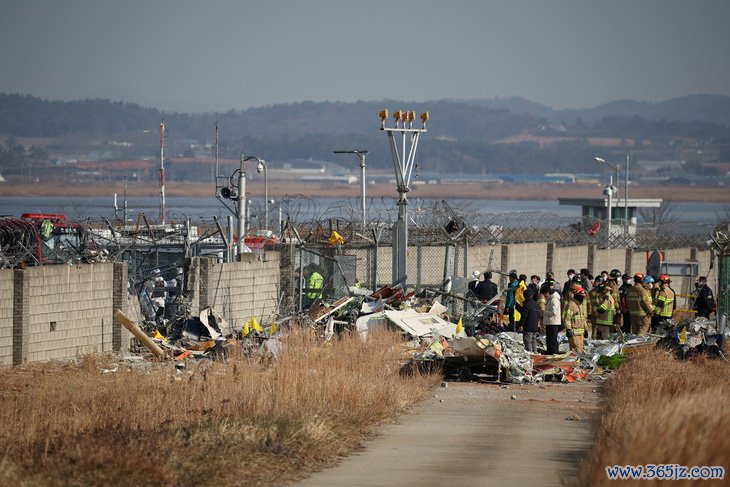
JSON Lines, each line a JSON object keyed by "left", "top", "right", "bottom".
{"left": 559, "top": 197, "right": 663, "bottom": 223}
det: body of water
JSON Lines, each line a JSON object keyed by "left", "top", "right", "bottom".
{"left": 0, "top": 196, "right": 726, "bottom": 224}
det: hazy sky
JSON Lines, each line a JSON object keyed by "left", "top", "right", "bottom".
{"left": 1, "top": 0, "right": 729, "bottom": 112}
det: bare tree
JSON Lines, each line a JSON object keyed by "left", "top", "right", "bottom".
{"left": 639, "top": 196, "right": 678, "bottom": 224}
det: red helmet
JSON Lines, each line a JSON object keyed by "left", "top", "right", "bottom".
{"left": 633, "top": 272, "right": 645, "bottom": 282}
{"left": 573, "top": 286, "right": 586, "bottom": 298}
{"left": 658, "top": 274, "right": 671, "bottom": 284}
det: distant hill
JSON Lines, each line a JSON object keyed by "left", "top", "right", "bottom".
{"left": 463, "top": 94, "right": 730, "bottom": 126}
{"left": 3, "top": 92, "right": 730, "bottom": 142}
{"left": 1, "top": 92, "right": 729, "bottom": 176}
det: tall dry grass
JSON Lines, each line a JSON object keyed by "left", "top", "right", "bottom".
{"left": 0, "top": 328, "right": 438, "bottom": 486}
{"left": 577, "top": 347, "right": 730, "bottom": 486}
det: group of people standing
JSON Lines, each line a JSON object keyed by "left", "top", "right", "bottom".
{"left": 468, "top": 266, "right": 715, "bottom": 356}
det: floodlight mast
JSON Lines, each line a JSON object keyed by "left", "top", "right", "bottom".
{"left": 379, "top": 110, "right": 429, "bottom": 287}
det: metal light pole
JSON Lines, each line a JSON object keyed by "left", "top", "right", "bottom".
{"left": 237, "top": 154, "right": 266, "bottom": 256}
{"left": 379, "top": 110, "right": 429, "bottom": 287}
{"left": 256, "top": 160, "right": 268, "bottom": 232}
{"left": 594, "top": 156, "right": 620, "bottom": 204}
{"left": 334, "top": 150, "right": 368, "bottom": 231}
{"left": 603, "top": 184, "right": 613, "bottom": 248}
{"left": 625, "top": 153, "right": 630, "bottom": 232}
{"left": 159, "top": 120, "right": 166, "bottom": 224}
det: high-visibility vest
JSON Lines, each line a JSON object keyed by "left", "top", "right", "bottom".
{"left": 307, "top": 272, "right": 323, "bottom": 299}
{"left": 595, "top": 293, "right": 615, "bottom": 326}
{"left": 627, "top": 284, "right": 653, "bottom": 318}
{"left": 654, "top": 287, "right": 675, "bottom": 318}
{"left": 564, "top": 299, "right": 586, "bottom": 332}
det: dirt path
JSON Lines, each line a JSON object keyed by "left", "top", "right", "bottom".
{"left": 294, "top": 380, "right": 600, "bottom": 487}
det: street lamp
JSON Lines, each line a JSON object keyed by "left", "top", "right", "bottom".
{"left": 334, "top": 150, "right": 368, "bottom": 231}
{"left": 594, "top": 156, "right": 619, "bottom": 200}
{"left": 256, "top": 160, "right": 268, "bottom": 232}
{"left": 603, "top": 184, "right": 613, "bottom": 248}
{"left": 237, "top": 154, "right": 265, "bottom": 256}
{"left": 595, "top": 155, "right": 630, "bottom": 230}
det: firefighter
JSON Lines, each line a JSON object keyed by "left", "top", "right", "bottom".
{"left": 652, "top": 274, "right": 676, "bottom": 330}
{"left": 607, "top": 269, "right": 623, "bottom": 330}
{"left": 587, "top": 276, "right": 605, "bottom": 339}
{"left": 626, "top": 272, "right": 654, "bottom": 336}
{"left": 593, "top": 283, "right": 615, "bottom": 340}
{"left": 562, "top": 275, "right": 582, "bottom": 321}
{"left": 564, "top": 286, "right": 588, "bottom": 353}
{"left": 619, "top": 273, "right": 633, "bottom": 334}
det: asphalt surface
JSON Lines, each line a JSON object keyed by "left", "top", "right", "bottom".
{"left": 294, "top": 380, "right": 599, "bottom": 487}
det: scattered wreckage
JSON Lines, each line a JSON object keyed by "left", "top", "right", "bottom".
{"left": 114, "top": 274, "right": 727, "bottom": 387}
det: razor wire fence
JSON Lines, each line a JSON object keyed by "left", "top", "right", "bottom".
{"left": 1, "top": 197, "right": 724, "bottom": 277}
{"left": 274, "top": 197, "right": 720, "bottom": 250}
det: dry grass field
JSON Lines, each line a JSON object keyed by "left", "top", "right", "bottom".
{"left": 577, "top": 347, "right": 730, "bottom": 485}
{"left": 0, "top": 329, "right": 438, "bottom": 486}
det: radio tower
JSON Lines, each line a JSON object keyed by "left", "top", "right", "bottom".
{"left": 159, "top": 119, "right": 166, "bottom": 224}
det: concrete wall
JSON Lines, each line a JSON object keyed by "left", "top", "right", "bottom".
{"left": 23, "top": 264, "right": 115, "bottom": 363}
{"left": 466, "top": 244, "right": 502, "bottom": 281}
{"left": 3, "top": 262, "right": 138, "bottom": 367}
{"left": 336, "top": 243, "right": 719, "bottom": 302}
{"left": 552, "top": 246, "right": 589, "bottom": 277}
{"left": 0, "top": 270, "right": 13, "bottom": 367}
{"left": 0, "top": 251, "right": 278, "bottom": 367}
{"left": 504, "top": 243, "right": 549, "bottom": 280}
{"left": 593, "top": 248, "right": 627, "bottom": 275}
{"left": 196, "top": 252, "right": 280, "bottom": 332}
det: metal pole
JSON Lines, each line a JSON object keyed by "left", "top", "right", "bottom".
{"left": 237, "top": 154, "right": 246, "bottom": 257}
{"left": 334, "top": 150, "right": 368, "bottom": 232}
{"left": 159, "top": 119, "right": 166, "bottom": 225}
{"left": 359, "top": 153, "right": 366, "bottom": 231}
{"left": 625, "top": 153, "right": 630, "bottom": 232}
{"left": 264, "top": 166, "right": 269, "bottom": 232}
{"left": 227, "top": 215, "right": 234, "bottom": 263}
{"left": 123, "top": 176, "right": 128, "bottom": 223}
{"left": 606, "top": 185, "right": 613, "bottom": 248}
{"left": 379, "top": 110, "right": 428, "bottom": 287}
{"left": 215, "top": 121, "right": 219, "bottom": 181}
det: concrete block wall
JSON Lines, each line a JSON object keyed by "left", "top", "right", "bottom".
{"left": 497, "top": 243, "right": 549, "bottom": 288}
{"left": 552, "top": 246, "right": 589, "bottom": 277}
{"left": 630, "top": 250, "right": 648, "bottom": 277}
{"left": 593, "top": 248, "right": 627, "bottom": 275}
{"left": 196, "top": 251, "right": 280, "bottom": 332}
{"left": 24, "top": 263, "right": 115, "bottom": 363}
{"left": 0, "top": 270, "right": 13, "bottom": 367}
{"left": 467, "top": 244, "right": 502, "bottom": 278}
{"left": 696, "top": 250, "right": 717, "bottom": 290}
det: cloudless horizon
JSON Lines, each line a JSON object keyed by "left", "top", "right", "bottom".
{"left": 2, "top": 1, "right": 729, "bottom": 113}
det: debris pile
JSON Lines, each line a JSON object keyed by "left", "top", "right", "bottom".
{"left": 114, "top": 280, "right": 727, "bottom": 388}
